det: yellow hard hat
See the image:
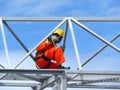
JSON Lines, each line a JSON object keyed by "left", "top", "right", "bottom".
{"left": 53, "top": 28, "right": 64, "bottom": 37}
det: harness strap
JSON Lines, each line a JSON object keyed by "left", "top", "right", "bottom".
{"left": 35, "top": 38, "right": 55, "bottom": 69}
{"left": 44, "top": 61, "right": 51, "bottom": 69}
{"left": 35, "top": 53, "right": 51, "bottom": 61}
{"left": 36, "top": 50, "right": 44, "bottom": 55}
{"left": 48, "top": 37, "right": 56, "bottom": 47}
{"left": 35, "top": 53, "right": 51, "bottom": 69}
{"left": 42, "top": 53, "right": 51, "bottom": 61}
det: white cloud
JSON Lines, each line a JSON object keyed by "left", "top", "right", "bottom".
{"left": 0, "top": 50, "right": 36, "bottom": 69}
{"left": 0, "top": 0, "right": 71, "bottom": 16}
{"left": 63, "top": 0, "right": 120, "bottom": 17}
{"left": 3, "top": 0, "right": 43, "bottom": 16}
{"left": 1, "top": 0, "right": 119, "bottom": 17}
{"left": 23, "top": 0, "right": 71, "bottom": 16}
{"left": 105, "top": 7, "right": 120, "bottom": 16}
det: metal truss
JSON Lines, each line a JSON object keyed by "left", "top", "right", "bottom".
{"left": 0, "top": 17, "right": 120, "bottom": 90}
{"left": 0, "top": 69, "right": 120, "bottom": 90}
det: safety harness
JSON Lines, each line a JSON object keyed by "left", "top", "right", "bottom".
{"left": 35, "top": 52, "right": 51, "bottom": 69}
{"left": 35, "top": 38, "right": 56, "bottom": 69}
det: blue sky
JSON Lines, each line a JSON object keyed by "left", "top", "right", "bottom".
{"left": 0, "top": 0, "right": 120, "bottom": 90}
{"left": 0, "top": 0, "right": 120, "bottom": 17}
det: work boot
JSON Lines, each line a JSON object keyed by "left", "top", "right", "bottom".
{"left": 58, "top": 65, "right": 70, "bottom": 69}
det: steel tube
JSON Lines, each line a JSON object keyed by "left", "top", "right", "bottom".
{"left": 82, "top": 33, "right": 120, "bottom": 67}
{"left": 0, "top": 18, "right": 11, "bottom": 68}
{"left": 68, "top": 18, "right": 82, "bottom": 70}
{"left": 14, "top": 18, "right": 68, "bottom": 68}
{"left": 2, "top": 17, "right": 120, "bottom": 22}
{"left": 71, "top": 18, "right": 120, "bottom": 52}
{"left": 62, "top": 20, "right": 68, "bottom": 52}
{"left": 3, "top": 21, "right": 35, "bottom": 61}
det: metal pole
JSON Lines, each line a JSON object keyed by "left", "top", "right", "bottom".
{"left": 61, "top": 73, "right": 67, "bottom": 90}
{"left": 71, "top": 18, "right": 120, "bottom": 53}
{"left": 68, "top": 18, "right": 82, "bottom": 70}
{"left": 62, "top": 20, "right": 68, "bottom": 52}
{"left": 0, "top": 18, "right": 11, "bottom": 68}
{"left": 3, "top": 17, "right": 120, "bottom": 22}
{"left": 14, "top": 18, "right": 68, "bottom": 68}
{"left": 3, "top": 21, "right": 35, "bottom": 61}
{"left": 2, "top": 17, "right": 65, "bottom": 22}
{"left": 0, "top": 63, "right": 5, "bottom": 68}
{"left": 82, "top": 33, "right": 120, "bottom": 67}
{"left": 75, "top": 17, "right": 120, "bottom": 22}
{"left": 68, "top": 18, "right": 120, "bottom": 81}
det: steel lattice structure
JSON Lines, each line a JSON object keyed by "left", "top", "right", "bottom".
{"left": 0, "top": 17, "right": 120, "bottom": 90}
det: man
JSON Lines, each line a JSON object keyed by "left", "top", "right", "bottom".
{"left": 35, "top": 28, "right": 70, "bottom": 69}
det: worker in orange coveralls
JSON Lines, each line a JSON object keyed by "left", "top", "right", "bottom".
{"left": 35, "top": 28, "right": 70, "bottom": 69}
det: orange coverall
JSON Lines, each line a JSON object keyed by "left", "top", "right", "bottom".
{"left": 35, "top": 39, "right": 65, "bottom": 69}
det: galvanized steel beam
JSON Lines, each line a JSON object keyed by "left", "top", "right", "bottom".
{"left": 2, "top": 17, "right": 120, "bottom": 22}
